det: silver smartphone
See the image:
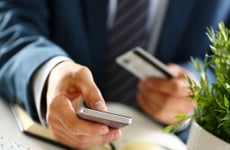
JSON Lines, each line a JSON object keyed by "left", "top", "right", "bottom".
{"left": 77, "top": 106, "right": 132, "bottom": 128}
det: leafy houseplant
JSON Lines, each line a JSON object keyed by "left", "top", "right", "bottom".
{"left": 165, "top": 22, "right": 230, "bottom": 144}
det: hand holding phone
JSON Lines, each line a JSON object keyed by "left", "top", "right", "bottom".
{"left": 76, "top": 104, "right": 132, "bottom": 128}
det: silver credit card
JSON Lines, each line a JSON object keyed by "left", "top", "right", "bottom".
{"left": 116, "top": 47, "right": 175, "bottom": 79}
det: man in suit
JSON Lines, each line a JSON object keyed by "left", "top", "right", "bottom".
{"left": 0, "top": 0, "right": 229, "bottom": 149}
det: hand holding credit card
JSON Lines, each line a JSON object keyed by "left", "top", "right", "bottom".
{"left": 116, "top": 47, "right": 176, "bottom": 79}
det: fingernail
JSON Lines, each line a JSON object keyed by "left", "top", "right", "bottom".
{"left": 93, "top": 101, "right": 106, "bottom": 111}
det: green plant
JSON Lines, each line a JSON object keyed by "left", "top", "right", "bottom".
{"left": 164, "top": 22, "right": 230, "bottom": 143}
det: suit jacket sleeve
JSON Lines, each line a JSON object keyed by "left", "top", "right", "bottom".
{"left": 0, "top": 0, "right": 69, "bottom": 120}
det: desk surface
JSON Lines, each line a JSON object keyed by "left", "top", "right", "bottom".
{"left": 0, "top": 98, "right": 186, "bottom": 150}
{"left": 0, "top": 98, "right": 65, "bottom": 150}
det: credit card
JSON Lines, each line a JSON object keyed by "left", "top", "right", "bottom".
{"left": 116, "top": 47, "right": 175, "bottom": 79}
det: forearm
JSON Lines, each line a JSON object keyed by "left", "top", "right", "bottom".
{"left": 0, "top": 0, "right": 69, "bottom": 119}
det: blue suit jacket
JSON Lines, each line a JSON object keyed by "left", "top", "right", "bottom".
{"left": 0, "top": 0, "right": 230, "bottom": 121}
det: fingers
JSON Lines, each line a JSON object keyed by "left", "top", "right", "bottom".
{"left": 45, "top": 61, "right": 121, "bottom": 148}
{"left": 47, "top": 95, "right": 108, "bottom": 135}
{"left": 51, "top": 121, "right": 121, "bottom": 149}
{"left": 51, "top": 123, "right": 121, "bottom": 149}
{"left": 70, "top": 66, "right": 107, "bottom": 111}
{"left": 137, "top": 93, "right": 178, "bottom": 124}
{"left": 137, "top": 92, "right": 194, "bottom": 124}
{"left": 140, "top": 77, "right": 190, "bottom": 97}
{"left": 48, "top": 61, "right": 107, "bottom": 111}
{"left": 47, "top": 95, "right": 121, "bottom": 149}
{"left": 138, "top": 63, "right": 192, "bottom": 97}
{"left": 137, "top": 64, "right": 195, "bottom": 124}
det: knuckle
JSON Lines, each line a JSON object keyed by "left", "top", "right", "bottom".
{"left": 171, "top": 79, "right": 181, "bottom": 92}
{"left": 78, "top": 66, "right": 91, "bottom": 75}
{"left": 75, "top": 136, "right": 89, "bottom": 149}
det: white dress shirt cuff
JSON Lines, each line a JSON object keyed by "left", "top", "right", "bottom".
{"left": 33, "top": 56, "right": 71, "bottom": 127}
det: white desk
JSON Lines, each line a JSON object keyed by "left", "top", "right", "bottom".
{"left": 0, "top": 97, "right": 187, "bottom": 150}
{"left": 0, "top": 98, "right": 65, "bottom": 150}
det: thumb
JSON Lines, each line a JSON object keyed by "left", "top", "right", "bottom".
{"left": 83, "top": 85, "right": 107, "bottom": 111}
{"left": 73, "top": 66, "right": 107, "bottom": 111}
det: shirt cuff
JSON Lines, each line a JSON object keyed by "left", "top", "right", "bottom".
{"left": 33, "top": 56, "right": 71, "bottom": 126}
